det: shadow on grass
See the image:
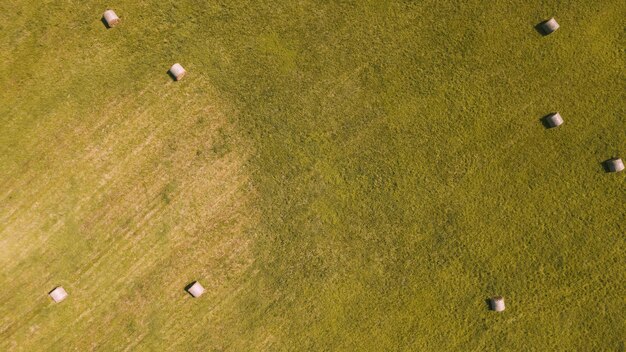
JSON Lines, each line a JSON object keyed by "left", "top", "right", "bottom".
{"left": 101, "top": 17, "right": 111, "bottom": 29}
{"left": 184, "top": 282, "right": 196, "bottom": 297}
{"left": 484, "top": 298, "right": 493, "bottom": 311}
{"left": 167, "top": 70, "right": 178, "bottom": 81}
{"left": 539, "top": 114, "right": 556, "bottom": 129}
{"left": 534, "top": 22, "right": 549, "bottom": 36}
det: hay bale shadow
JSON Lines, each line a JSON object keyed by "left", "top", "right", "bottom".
{"left": 167, "top": 70, "right": 178, "bottom": 81}
{"left": 540, "top": 114, "right": 558, "bottom": 129}
{"left": 184, "top": 282, "right": 196, "bottom": 297}
{"left": 539, "top": 115, "right": 552, "bottom": 129}
{"left": 534, "top": 21, "right": 549, "bottom": 36}
{"left": 484, "top": 298, "right": 492, "bottom": 311}
{"left": 101, "top": 17, "right": 112, "bottom": 29}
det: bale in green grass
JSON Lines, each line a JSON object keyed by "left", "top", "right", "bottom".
{"left": 544, "top": 112, "right": 563, "bottom": 128}
{"left": 169, "top": 63, "right": 187, "bottom": 81}
{"left": 490, "top": 296, "right": 505, "bottom": 312}
{"left": 103, "top": 10, "right": 120, "bottom": 28}
{"left": 541, "top": 18, "right": 559, "bottom": 35}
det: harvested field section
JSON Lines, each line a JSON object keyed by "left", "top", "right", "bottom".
{"left": 0, "top": 71, "right": 257, "bottom": 349}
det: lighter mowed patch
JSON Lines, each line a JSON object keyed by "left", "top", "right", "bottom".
{"left": 0, "top": 3, "right": 258, "bottom": 350}
{"left": 0, "top": 82, "right": 257, "bottom": 350}
{"left": 0, "top": 83, "right": 257, "bottom": 350}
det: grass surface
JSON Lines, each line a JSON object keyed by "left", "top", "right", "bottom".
{"left": 0, "top": 1, "right": 625, "bottom": 351}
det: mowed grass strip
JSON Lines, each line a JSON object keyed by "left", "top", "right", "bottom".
{"left": 0, "top": 0, "right": 624, "bottom": 351}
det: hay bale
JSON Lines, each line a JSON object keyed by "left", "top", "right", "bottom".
{"left": 49, "top": 287, "right": 68, "bottom": 303}
{"left": 545, "top": 112, "right": 564, "bottom": 128}
{"left": 605, "top": 158, "right": 625, "bottom": 173}
{"left": 186, "top": 281, "right": 205, "bottom": 298}
{"left": 103, "top": 10, "right": 120, "bottom": 28}
{"left": 490, "top": 296, "right": 505, "bottom": 312}
{"left": 541, "top": 18, "right": 559, "bottom": 35}
{"left": 169, "top": 63, "right": 186, "bottom": 81}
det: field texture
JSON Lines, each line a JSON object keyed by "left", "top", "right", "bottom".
{"left": 0, "top": 1, "right": 624, "bottom": 351}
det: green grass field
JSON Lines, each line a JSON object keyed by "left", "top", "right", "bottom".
{"left": 1, "top": 1, "right": 624, "bottom": 350}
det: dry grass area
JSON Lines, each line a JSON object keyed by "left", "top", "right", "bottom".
{"left": 0, "top": 73, "right": 258, "bottom": 349}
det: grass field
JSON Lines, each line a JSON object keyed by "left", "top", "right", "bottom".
{"left": 0, "top": 1, "right": 624, "bottom": 350}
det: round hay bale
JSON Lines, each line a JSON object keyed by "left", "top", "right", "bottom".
{"left": 49, "top": 286, "right": 68, "bottom": 303}
{"left": 541, "top": 18, "right": 559, "bottom": 34}
{"left": 606, "top": 158, "right": 624, "bottom": 173}
{"left": 103, "top": 10, "right": 120, "bottom": 28}
{"left": 490, "top": 296, "right": 505, "bottom": 312}
{"left": 545, "top": 112, "right": 564, "bottom": 128}
{"left": 169, "top": 63, "right": 187, "bottom": 81}
{"left": 186, "top": 281, "right": 205, "bottom": 298}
